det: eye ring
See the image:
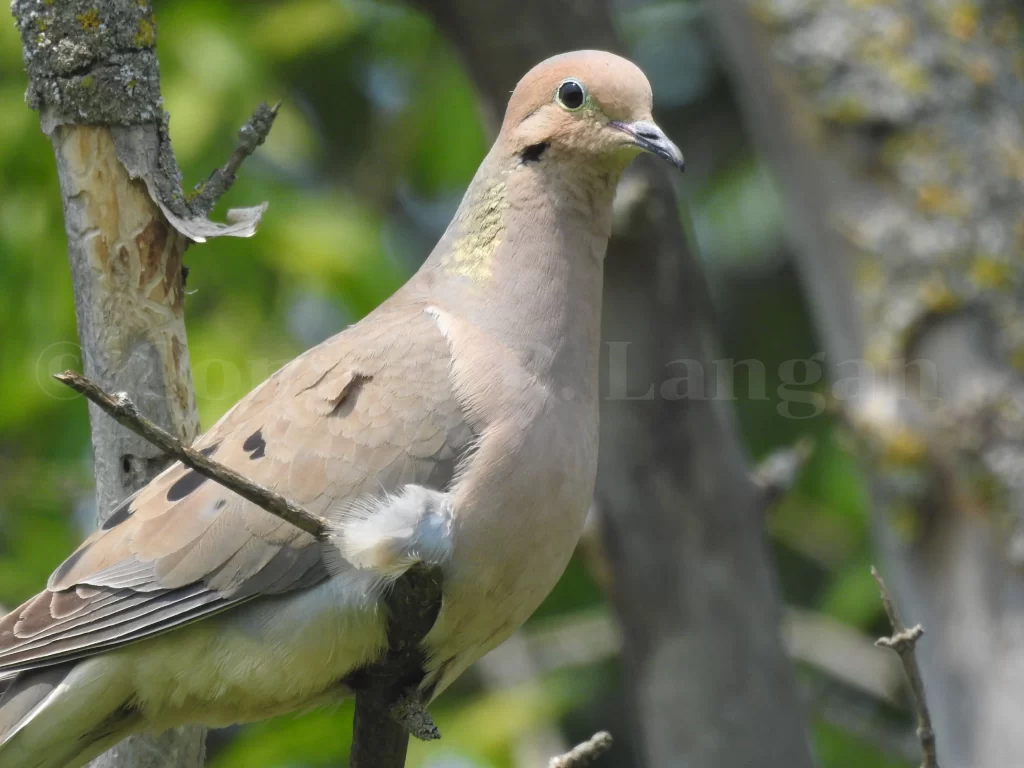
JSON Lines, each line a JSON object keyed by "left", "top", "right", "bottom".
{"left": 554, "top": 78, "right": 588, "bottom": 111}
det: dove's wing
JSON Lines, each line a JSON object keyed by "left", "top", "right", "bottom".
{"left": 0, "top": 303, "right": 472, "bottom": 674}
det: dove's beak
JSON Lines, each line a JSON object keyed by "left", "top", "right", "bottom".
{"left": 610, "top": 120, "right": 685, "bottom": 172}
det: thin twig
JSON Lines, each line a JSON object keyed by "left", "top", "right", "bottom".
{"left": 57, "top": 369, "right": 444, "bottom": 754}
{"left": 752, "top": 437, "right": 815, "bottom": 510}
{"left": 871, "top": 567, "right": 940, "bottom": 768}
{"left": 549, "top": 732, "right": 613, "bottom": 768}
{"left": 190, "top": 102, "right": 279, "bottom": 215}
{"left": 55, "top": 370, "right": 326, "bottom": 537}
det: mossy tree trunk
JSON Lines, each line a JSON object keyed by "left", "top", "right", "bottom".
{"left": 411, "top": 3, "right": 817, "bottom": 766}
{"left": 710, "top": 3, "right": 1024, "bottom": 765}
{"left": 11, "top": 1, "right": 211, "bottom": 765}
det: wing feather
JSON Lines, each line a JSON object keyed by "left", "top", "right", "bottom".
{"left": 0, "top": 304, "right": 472, "bottom": 674}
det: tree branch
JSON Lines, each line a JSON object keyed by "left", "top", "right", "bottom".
{"left": 190, "top": 102, "right": 279, "bottom": 216}
{"left": 548, "top": 732, "right": 613, "bottom": 768}
{"left": 872, "top": 567, "right": 940, "bottom": 768}
{"left": 54, "top": 370, "right": 442, "bottom": 760}
{"left": 709, "top": 3, "right": 1024, "bottom": 763}
{"left": 11, "top": 2, "right": 215, "bottom": 762}
{"left": 752, "top": 437, "right": 815, "bottom": 510}
{"left": 55, "top": 370, "right": 327, "bottom": 538}
{"left": 349, "top": 566, "right": 444, "bottom": 767}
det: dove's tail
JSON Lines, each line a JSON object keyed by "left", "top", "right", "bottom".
{"left": 0, "top": 659, "right": 136, "bottom": 768}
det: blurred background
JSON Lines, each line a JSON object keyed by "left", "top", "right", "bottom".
{"left": 3, "top": 0, "right": 1023, "bottom": 766}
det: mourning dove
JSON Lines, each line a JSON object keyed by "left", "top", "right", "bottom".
{"left": 0, "top": 50, "right": 683, "bottom": 768}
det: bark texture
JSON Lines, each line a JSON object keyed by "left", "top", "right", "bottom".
{"left": 49, "top": 122, "right": 206, "bottom": 768}
{"left": 709, "top": 3, "right": 1024, "bottom": 765}
{"left": 598, "top": 164, "right": 814, "bottom": 768}
{"left": 411, "top": 2, "right": 816, "bottom": 766}
{"left": 12, "top": 1, "right": 205, "bottom": 765}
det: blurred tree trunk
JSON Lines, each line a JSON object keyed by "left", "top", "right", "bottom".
{"left": 11, "top": 1, "right": 205, "bottom": 766}
{"left": 410, "top": 3, "right": 816, "bottom": 766}
{"left": 709, "top": 3, "right": 1024, "bottom": 765}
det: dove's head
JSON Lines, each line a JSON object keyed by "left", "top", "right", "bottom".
{"left": 499, "top": 50, "right": 684, "bottom": 174}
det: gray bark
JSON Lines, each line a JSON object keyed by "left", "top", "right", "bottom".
{"left": 411, "top": 2, "right": 816, "bottom": 766}
{"left": 708, "top": 2, "right": 1024, "bottom": 765}
{"left": 598, "top": 165, "right": 815, "bottom": 768}
{"left": 11, "top": 1, "right": 205, "bottom": 765}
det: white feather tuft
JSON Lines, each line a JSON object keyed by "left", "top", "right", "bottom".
{"left": 324, "top": 485, "right": 455, "bottom": 578}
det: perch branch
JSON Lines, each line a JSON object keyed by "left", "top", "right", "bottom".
{"left": 349, "top": 566, "right": 444, "bottom": 767}
{"left": 56, "top": 370, "right": 326, "bottom": 537}
{"left": 871, "top": 567, "right": 940, "bottom": 768}
{"left": 549, "top": 732, "right": 613, "bottom": 768}
{"left": 56, "top": 370, "right": 442, "bottom": 754}
{"left": 190, "top": 102, "right": 280, "bottom": 215}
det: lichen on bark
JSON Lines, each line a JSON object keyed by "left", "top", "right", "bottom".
{"left": 8, "top": 1, "right": 277, "bottom": 766}
{"left": 755, "top": 0, "right": 1024, "bottom": 370}
{"left": 711, "top": 2, "right": 1024, "bottom": 765}
{"left": 13, "top": 0, "right": 162, "bottom": 124}
{"left": 11, "top": 0, "right": 271, "bottom": 235}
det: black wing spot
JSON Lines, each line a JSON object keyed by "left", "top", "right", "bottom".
{"left": 520, "top": 142, "right": 548, "bottom": 164}
{"left": 52, "top": 543, "right": 91, "bottom": 585}
{"left": 101, "top": 500, "right": 134, "bottom": 530}
{"left": 166, "top": 470, "right": 207, "bottom": 502}
{"left": 243, "top": 428, "right": 266, "bottom": 460}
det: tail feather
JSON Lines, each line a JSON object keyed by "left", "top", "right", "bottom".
{"left": 0, "top": 666, "right": 69, "bottom": 744}
{"left": 0, "top": 660, "right": 134, "bottom": 768}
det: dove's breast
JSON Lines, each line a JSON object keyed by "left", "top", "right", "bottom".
{"left": 414, "top": 303, "right": 600, "bottom": 697}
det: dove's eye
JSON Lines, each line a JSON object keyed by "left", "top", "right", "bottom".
{"left": 555, "top": 79, "right": 587, "bottom": 111}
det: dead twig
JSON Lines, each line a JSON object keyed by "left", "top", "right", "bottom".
{"left": 752, "top": 437, "right": 815, "bottom": 510}
{"left": 871, "top": 567, "right": 940, "bottom": 768}
{"left": 190, "top": 102, "right": 279, "bottom": 215}
{"left": 549, "top": 732, "right": 613, "bottom": 768}
{"left": 56, "top": 369, "right": 326, "bottom": 537}
{"left": 56, "top": 370, "right": 442, "bottom": 754}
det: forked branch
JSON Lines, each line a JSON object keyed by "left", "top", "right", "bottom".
{"left": 872, "top": 567, "right": 940, "bottom": 768}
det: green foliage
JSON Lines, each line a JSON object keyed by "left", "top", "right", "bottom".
{"left": 813, "top": 719, "right": 911, "bottom": 768}
{"left": 0, "top": 0, "right": 907, "bottom": 765}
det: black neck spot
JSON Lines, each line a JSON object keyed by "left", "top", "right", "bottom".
{"left": 520, "top": 142, "right": 549, "bottom": 164}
